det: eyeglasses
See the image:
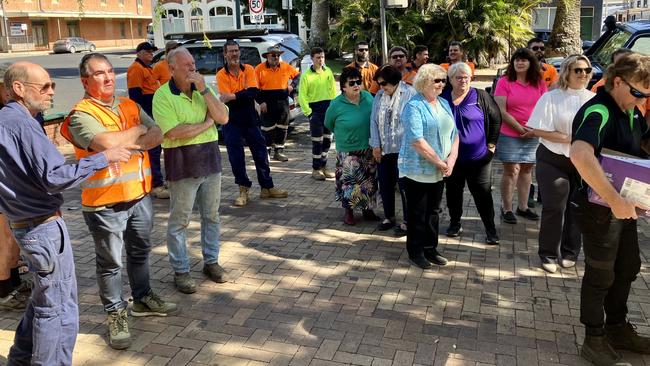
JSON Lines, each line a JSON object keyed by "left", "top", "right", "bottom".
{"left": 347, "top": 80, "right": 362, "bottom": 86}
{"left": 572, "top": 67, "right": 592, "bottom": 75}
{"left": 391, "top": 54, "right": 405, "bottom": 59}
{"left": 621, "top": 78, "right": 650, "bottom": 98}
{"left": 433, "top": 78, "right": 446, "bottom": 84}
{"left": 531, "top": 46, "right": 545, "bottom": 51}
{"left": 378, "top": 81, "right": 390, "bottom": 87}
{"left": 357, "top": 48, "right": 369, "bottom": 52}
{"left": 22, "top": 81, "right": 56, "bottom": 93}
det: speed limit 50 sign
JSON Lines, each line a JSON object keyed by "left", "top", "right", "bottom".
{"left": 249, "top": 0, "right": 264, "bottom": 14}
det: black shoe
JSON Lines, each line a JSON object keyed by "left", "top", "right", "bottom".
{"left": 409, "top": 256, "right": 432, "bottom": 269}
{"left": 362, "top": 209, "right": 380, "bottom": 221}
{"left": 423, "top": 250, "right": 448, "bottom": 266}
{"left": 528, "top": 185, "right": 536, "bottom": 208}
{"left": 445, "top": 222, "right": 462, "bottom": 237}
{"left": 486, "top": 232, "right": 499, "bottom": 245}
{"left": 394, "top": 223, "right": 407, "bottom": 237}
{"left": 606, "top": 322, "right": 650, "bottom": 354}
{"left": 377, "top": 219, "right": 394, "bottom": 231}
{"left": 581, "top": 334, "right": 631, "bottom": 366}
{"left": 516, "top": 208, "right": 539, "bottom": 221}
{"left": 501, "top": 209, "right": 517, "bottom": 224}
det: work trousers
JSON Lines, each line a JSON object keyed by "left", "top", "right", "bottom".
{"left": 404, "top": 178, "right": 444, "bottom": 259}
{"left": 82, "top": 196, "right": 153, "bottom": 313}
{"left": 377, "top": 153, "right": 407, "bottom": 222}
{"left": 445, "top": 154, "right": 497, "bottom": 236}
{"left": 536, "top": 144, "right": 581, "bottom": 262}
{"left": 308, "top": 101, "right": 332, "bottom": 170}
{"left": 222, "top": 122, "right": 274, "bottom": 189}
{"left": 8, "top": 217, "right": 78, "bottom": 366}
{"left": 149, "top": 145, "right": 164, "bottom": 188}
{"left": 261, "top": 100, "right": 290, "bottom": 150}
{"left": 573, "top": 193, "right": 641, "bottom": 335}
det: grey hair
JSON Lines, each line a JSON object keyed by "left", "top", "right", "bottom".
{"left": 447, "top": 62, "right": 472, "bottom": 79}
{"left": 413, "top": 64, "right": 447, "bottom": 94}
{"left": 167, "top": 47, "right": 190, "bottom": 66}
{"left": 4, "top": 63, "right": 29, "bottom": 99}
{"left": 79, "top": 53, "right": 112, "bottom": 77}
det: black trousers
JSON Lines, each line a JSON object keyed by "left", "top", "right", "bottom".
{"left": 260, "top": 100, "right": 290, "bottom": 149}
{"left": 309, "top": 101, "right": 332, "bottom": 170}
{"left": 573, "top": 192, "right": 641, "bottom": 335}
{"left": 404, "top": 178, "right": 444, "bottom": 259}
{"left": 377, "top": 153, "right": 407, "bottom": 222}
{"left": 536, "top": 144, "right": 581, "bottom": 261}
{"left": 444, "top": 154, "right": 496, "bottom": 236}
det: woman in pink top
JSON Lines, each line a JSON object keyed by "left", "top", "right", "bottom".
{"left": 494, "top": 48, "right": 547, "bottom": 224}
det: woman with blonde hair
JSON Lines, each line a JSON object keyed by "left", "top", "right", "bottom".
{"left": 399, "top": 64, "right": 458, "bottom": 269}
{"left": 526, "top": 55, "right": 594, "bottom": 273}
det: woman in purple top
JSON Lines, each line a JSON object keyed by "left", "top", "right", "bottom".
{"left": 441, "top": 62, "right": 502, "bottom": 245}
{"left": 493, "top": 48, "right": 546, "bottom": 224}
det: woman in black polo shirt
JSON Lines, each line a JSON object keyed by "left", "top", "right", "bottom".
{"left": 570, "top": 53, "right": 650, "bottom": 366}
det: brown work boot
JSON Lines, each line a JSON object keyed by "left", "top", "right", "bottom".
{"left": 606, "top": 322, "right": 650, "bottom": 354}
{"left": 260, "top": 187, "right": 288, "bottom": 199}
{"left": 202, "top": 262, "right": 227, "bottom": 283}
{"left": 312, "top": 169, "right": 326, "bottom": 181}
{"left": 273, "top": 149, "right": 289, "bottom": 162}
{"left": 581, "top": 335, "right": 631, "bottom": 366}
{"left": 321, "top": 167, "right": 335, "bottom": 179}
{"left": 234, "top": 186, "right": 250, "bottom": 206}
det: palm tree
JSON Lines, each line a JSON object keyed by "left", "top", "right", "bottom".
{"left": 547, "top": 0, "right": 582, "bottom": 56}
{"left": 309, "top": 0, "right": 330, "bottom": 47}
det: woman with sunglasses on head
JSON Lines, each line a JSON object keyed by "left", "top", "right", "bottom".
{"left": 399, "top": 64, "right": 458, "bottom": 269}
{"left": 369, "top": 65, "right": 417, "bottom": 236}
{"left": 440, "top": 62, "right": 502, "bottom": 245}
{"left": 324, "top": 67, "right": 378, "bottom": 225}
{"left": 570, "top": 53, "right": 650, "bottom": 366}
{"left": 493, "top": 48, "right": 547, "bottom": 225}
{"left": 525, "top": 55, "right": 594, "bottom": 274}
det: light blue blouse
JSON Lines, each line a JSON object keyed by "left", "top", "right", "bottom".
{"left": 369, "top": 81, "right": 417, "bottom": 155}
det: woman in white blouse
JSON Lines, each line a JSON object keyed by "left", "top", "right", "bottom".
{"left": 526, "top": 55, "right": 595, "bottom": 273}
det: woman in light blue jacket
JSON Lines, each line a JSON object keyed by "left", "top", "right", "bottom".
{"left": 369, "top": 65, "right": 417, "bottom": 236}
{"left": 399, "top": 64, "right": 459, "bottom": 269}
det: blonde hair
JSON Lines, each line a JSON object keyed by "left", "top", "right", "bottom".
{"left": 605, "top": 52, "right": 650, "bottom": 91}
{"left": 413, "top": 64, "right": 447, "bottom": 94}
{"left": 557, "top": 55, "right": 591, "bottom": 90}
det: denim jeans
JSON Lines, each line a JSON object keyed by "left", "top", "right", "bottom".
{"left": 9, "top": 217, "right": 78, "bottom": 366}
{"left": 82, "top": 196, "right": 153, "bottom": 313}
{"left": 167, "top": 173, "right": 221, "bottom": 273}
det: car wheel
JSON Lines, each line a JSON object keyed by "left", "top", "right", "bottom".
{"left": 89, "top": 44, "right": 96, "bottom": 52}
{"left": 69, "top": 46, "right": 76, "bottom": 53}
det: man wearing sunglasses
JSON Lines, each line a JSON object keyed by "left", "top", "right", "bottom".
{"left": 570, "top": 53, "right": 650, "bottom": 366}
{"left": 528, "top": 38, "right": 558, "bottom": 88}
{"left": 255, "top": 45, "right": 300, "bottom": 162}
{"left": 346, "top": 41, "right": 380, "bottom": 95}
{"left": 388, "top": 46, "right": 415, "bottom": 85}
{"left": 0, "top": 61, "right": 134, "bottom": 365}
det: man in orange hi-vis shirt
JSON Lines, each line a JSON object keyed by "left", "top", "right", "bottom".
{"left": 440, "top": 41, "right": 476, "bottom": 76}
{"left": 527, "top": 38, "right": 558, "bottom": 88}
{"left": 217, "top": 40, "right": 288, "bottom": 207}
{"left": 153, "top": 40, "right": 181, "bottom": 85}
{"left": 255, "top": 45, "right": 300, "bottom": 162}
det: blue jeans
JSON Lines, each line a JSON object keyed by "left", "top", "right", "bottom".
{"left": 167, "top": 173, "right": 221, "bottom": 273}
{"left": 222, "top": 123, "right": 274, "bottom": 189}
{"left": 82, "top": 196, "right": 153, "bottom": 313}
{"left": 9, "top": 217, "right": 78, "bottom": 366}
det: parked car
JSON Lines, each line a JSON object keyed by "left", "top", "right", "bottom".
{"left": 115, "top": 31, "right": 305, "bottom": 121}
{"left": 52, "top": 37, "right": 96, "bottom": 53}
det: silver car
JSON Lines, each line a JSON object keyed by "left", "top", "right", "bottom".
{"left": 52, "top": 37, "right": 96, "bottom": 54}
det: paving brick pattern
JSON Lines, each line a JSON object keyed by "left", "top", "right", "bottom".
{"left": 1, "top": 118, "right": 649, "bottom": 366}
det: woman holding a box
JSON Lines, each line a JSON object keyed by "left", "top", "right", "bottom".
{"left": 570, "top": 53, "right": 650, "bottom": 365}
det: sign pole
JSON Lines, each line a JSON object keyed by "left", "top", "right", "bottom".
{"left": 380, "top": 0, "right": 388, "bottom": 63}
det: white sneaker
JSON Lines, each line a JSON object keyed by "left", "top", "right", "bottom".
{"left": 560, "top": 259, "right": 576, "bottom": 268}
{"left": 542, "top": 262, "right": 557, "bottom": 273}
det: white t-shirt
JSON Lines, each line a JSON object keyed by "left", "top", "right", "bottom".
{"left": 527, "top": 88, "right": 595, "bottom": 157}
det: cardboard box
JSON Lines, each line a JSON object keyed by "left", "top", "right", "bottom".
{"left": 588, "top": 149, "right": 650, "bottom": 216}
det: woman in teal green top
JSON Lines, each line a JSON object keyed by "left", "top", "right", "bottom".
{"left": 324, "top": 67, "right": 378, "bottom": 225}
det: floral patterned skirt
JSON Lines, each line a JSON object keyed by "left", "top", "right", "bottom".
{"left": 335, "top": 148, "right": 378, "bottom": 210}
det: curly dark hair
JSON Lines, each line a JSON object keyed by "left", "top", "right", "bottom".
{"left": 505, "top": 48, "right": 542, "bottom": 86}
{"left": 339, "top": 66, "right": 362, "bottom": 91}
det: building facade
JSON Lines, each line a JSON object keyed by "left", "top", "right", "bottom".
{"left": 612, "top": 0, "right": 650, "bottom": 21}
{"left": 532, "top": 0, "right": 605, "bottom": 41}
{"left": 0, "top": 0, "right": 152, "bottom": 52}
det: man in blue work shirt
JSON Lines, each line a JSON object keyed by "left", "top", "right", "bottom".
{"left": 0, "top": 61, "right": 133, "bottom": 366}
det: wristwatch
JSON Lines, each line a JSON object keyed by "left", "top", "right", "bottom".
{"left": 200, "top": 87, "right": 210, "bottom": 95}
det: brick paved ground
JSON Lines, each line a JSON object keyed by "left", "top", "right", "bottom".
{"left": 1, "top": 117, "right": 649, "bottom": 366}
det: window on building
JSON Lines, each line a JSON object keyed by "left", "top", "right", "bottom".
{"left": 162, "top": 9, "right": 185, "bottom": 34}
{"left": 209, "top": 6, "right": 234, "bottom": 30}
{"left": 531, "top": 7, "right": 556, "bottom": 31}
{"left": 119, "top": 0, "right": 124, "bottom": 5}
{"left": 67, "top": 21, "right": 80, "bottom": 37}
{"left": 120, "top": 22, "right": 126, "bottom": 38}
{"left": 580, "top": 7, "right": 594, "bottom": 41}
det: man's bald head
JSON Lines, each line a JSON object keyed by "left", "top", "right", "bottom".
{"left": 5, "top": 61, "right": 54, "bottom": 116}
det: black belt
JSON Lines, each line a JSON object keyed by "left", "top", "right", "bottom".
{"left": 9, "top": 210, "right": 61, "bottom": 229}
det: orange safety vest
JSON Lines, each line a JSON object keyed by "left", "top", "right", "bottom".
{"left": 60, "top": 97, "right": 152, "bottom": 207}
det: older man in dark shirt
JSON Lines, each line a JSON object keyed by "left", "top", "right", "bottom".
{"left": 0, "top": 61, "right": 132, "bottom": 366}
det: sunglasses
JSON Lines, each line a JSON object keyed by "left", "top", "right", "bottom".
{"left": 357, "top": 48, "right": 369, "bottom": 52}
{"left": 622, "top": 78, "right": 650, "bottom": 98}
{"left": 573, "top": 67, "right": 592, "bottom": 74}
{"left": 531, "top": 46, "right": 545, "bottom": 51}
{"left": 347, "top": 80, "right": 362, "bottom": 86}
{"left": 391, "top": 54, "right": 405, "bottom": 59}
{"left": 22, "top": 81, "right": 56, "bottom": 93}
{"left": 433, "top": 78, "right": 446, "bottom": 84}
{"left": 378, "top": 81, "right": 390, "bottom": 87}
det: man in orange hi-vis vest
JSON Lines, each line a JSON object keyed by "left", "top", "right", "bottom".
{"left": 61, "top": 53, "right": 178, "bottom": 351}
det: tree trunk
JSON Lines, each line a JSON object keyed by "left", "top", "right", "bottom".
{"left": 547, "top": 0, "right": 582, "bottom": 56}
{"left": 309, "top": 0, "right": 329, "bottom": 48}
